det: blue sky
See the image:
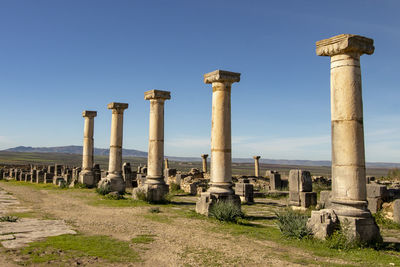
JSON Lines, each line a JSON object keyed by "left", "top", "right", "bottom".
{"left": 0, "top": 0, "right": 399, "bottom": 162}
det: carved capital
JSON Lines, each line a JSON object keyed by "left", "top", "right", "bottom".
{"left": 201, "top": 154, "right": 208, "bottom": 159}
{"left": 107, "top": 102, "right": 129, "bottom": 113}
{"left": 82, "top": 110, "right": 97, "bottom": 118}
{"left": 144, "top": 90, "right": 171, "bottom": 101}
{"left": 316, "top": 34, "right": 374, "bottom": 57}
{"left": 253, "top": 156, "right": 261, "bottom": 160}
{"left": 204, "top": 70, "right": 241, "bottom": 84}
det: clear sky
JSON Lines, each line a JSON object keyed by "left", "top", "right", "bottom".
{"left": 0, "top": 0, "right": 399, "bottom": 162}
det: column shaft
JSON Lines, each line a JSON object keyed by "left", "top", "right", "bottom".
{"left": 108, "top": 110, "right": 124, "bottom": 174}
{"left": 147, "top": 99, "right": 165, "bottom": 181}
{"left": 82, "top": 117, "right": 94, "bottom": 171}
{"left": 331, "top": 53, "right": 366, "bottom": 202}
{"left": 210, "top": 82, "right": 232, "bottom": 193}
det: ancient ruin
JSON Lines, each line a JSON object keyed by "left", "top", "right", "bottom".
{"left": 196, "top": 70, "right": 241, "bottom": 215}
{"left": 98, "top": 102, "right": 129, "bottom": 193}
{"left": 133, "top": 90, "right": 171, "bottom": 202}
{"left": 308, "top": 34, "right": 381, "bottom": 242}
{"left": 78, "top": 110, "right": 97, "bottom": 187}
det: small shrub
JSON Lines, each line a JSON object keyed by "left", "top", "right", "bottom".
{"left": 96, "top": 184, "right": 111, "bottom": 195}
{"left": 59, "top": 181, "right": 68, "bottom": 189}
{"left": 104, "top": 192, "right": 125, "bottom": 200}
{"left": 373, "top": 210, "right": 400, "bottom": 230}
{"left": 209, "top": 201, "right": 244, "bottom": 223}
{"left": 169, "top": 182, "right": 180, "bottom": 192}
{"left": 275, "top": 209, "right": 311, "bottom": 239}
{"left": 0, "top": 215, "right": 19, "bottom": 222}
{"left": 148, "top": 207, "right": 160, "bottom": 213}
{"left": 74, "top": 183, "right": 87, "bottom": 189}
{"left": 134, "top": 189, "right": 149, "bottom": 202}
{"left": 325, "top": 219, "right": 361, "bottom": 250}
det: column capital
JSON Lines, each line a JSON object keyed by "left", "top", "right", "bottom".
{"left": 316, "top": 34, "right": 374, "bottom": 57}
{"left": 144, "top": 90, "right": 171, "bottom": 101}
{"left": 253, "top": 156, "right": 260, "bottom": 160}
{"left": 201, "top": 154, "right": 208, "bottom": 159}
{"left": 82, "top": 110, "right": 97, "bottom": 118}
{"left": 107, "top": 102, "right": 129, "bottom": 112}
{"left": 204, "top": 70, "right": 241, "bottom": 84}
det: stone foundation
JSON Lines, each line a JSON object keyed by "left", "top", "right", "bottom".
{"left": 98, "top": 173, "right": 125, "bottom": 194}
{"left": 195, "top": 192, "right": 241, "bottom": 216}
{"left": 78, "top": 171, "right": 95, "bottom": 187}
{"left": 132, "top": 183, "right": 169, "bottom": 202}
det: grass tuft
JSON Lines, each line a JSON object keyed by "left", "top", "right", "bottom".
{"left": 0, "top": 215, "right": 19, "bottom": 222}
{"left": 131, "top": 234, "right": 155, "bottom": 244}
{"left": 275, "top": 209, "right": 311, "bottom": 239}
{"left": 209, "top": 201, "right": 244, "bottom": 223}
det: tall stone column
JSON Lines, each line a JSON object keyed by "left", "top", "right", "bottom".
{"left": 308, "top": 34, "right": 381, "bottom": 242}
{"left": 164, "top": 158, "right": 169, "bottom": 169}
{"left": 201, "top": 154, "right": 208, "bottom": 173}
{"left": 78, "top": 110, "right": 97, "bottom": 187}
{"left": 196, "top": 70, "right": 241, "bottom": 215}
{"left": 98, "top": 102, "right": 128, "bottom": 193}
{"left": 253, "top": 156, "right": 260, "bottom": 177}
{"left": 133, "top": 90, "right": 170, "bottom": 202}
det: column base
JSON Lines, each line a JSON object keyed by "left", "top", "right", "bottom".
{"left": 78, "top": 171, "right": 95, "bottom": 187}
{"left": 132, "top": 183, "right": 169, "bottom": 203}
{"left": 208, "top": 182, "right": 235, "bottom": 195}
{"left": 98, "top": 173, "right": 126, "bottom": 194}
{"left": 307, "top": 207, "right": 382, "bottom": 243}
{"left": 195, "top": 192, "right": 241, "bottom": 216}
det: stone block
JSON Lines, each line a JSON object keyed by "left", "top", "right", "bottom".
{"left": 393, "top": 199, "right": 400, "bottom": 224}
{"left": 195, "top": 192, "right": 241, "bottom": 216}
{"left": 289, "top": 169, "right": 312, "bottom": 192}
{"left": 132, "top": 183, "right": 169, "bottom": 202}
{"left": 307, "top": 209, "right": 339, "bottom": 240}
{"left": 289, "top": 191, "right": 300, "bottom": 206}
{"left": 367, "top": 197, "right": 383, "bottom": 214}
{"left": 319, "top": 190, "right": 332, "bottom": 208}
{"left": 78, "top": 171, "right": 95, "bottom": 187}
{"left": 300, "top": 192, "right": 317, "bottom": 208}
{"left": 366, "top": 184, "right": 388, "bottom": 199}
{"left": 182, "top": 182, "right": 198, "bottom": 196}
{"left": 269, "top": 173, "right": 282, "bottom": 190}
{"left": 235, "top": 182, "right": 254, "bottom": 203}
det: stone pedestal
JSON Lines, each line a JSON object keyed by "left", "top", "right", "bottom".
{"left": 253, "top": 156, "right": 260, "bottom": 177}
{"left": 79, "top": 111, "right": 97, "bottom": 187}
{"left": 196, "top": 70, "right": 241, "bottom": 215}
{"left": 98, "top": 102, "right": 128, "bottom": 194}
{"left": 308, "top": 34, "right": 381, "bottom": 243}
{"left": 133, "top": 90, "right": 170, "bottom": 202}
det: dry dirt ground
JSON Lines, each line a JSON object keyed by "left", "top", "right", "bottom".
{"left": 0, "top": 181, "right": 399, "bottom": 267}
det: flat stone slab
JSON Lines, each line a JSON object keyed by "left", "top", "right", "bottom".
{"left": 0, "top": 187, "right": 76, "bottom": 249}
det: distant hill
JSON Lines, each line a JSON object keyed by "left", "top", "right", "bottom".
{"left": 3, "top": 146, "right": 400, "bottom": 168}
{"left": 4, "top": 146, "right": 148, "bottom": 157}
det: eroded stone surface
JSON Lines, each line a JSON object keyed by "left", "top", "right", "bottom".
{"left": 0, "top": 188, "right": 76, "bottom": 249}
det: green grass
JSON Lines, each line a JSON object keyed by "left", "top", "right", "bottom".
{"left": 263, "top": 191, "right": 289, "bottom": 199}
{"left": 88, "top": 196, "right": 150, "bottom": 208}
{"left": 19, "top": 234, "right": 140, "bottom": 265}
{"left": 0, "top": 180, "right": 60, "bottom": 190}
{"left": 2, "top": 211, "right": 38, "bottom": 218}
{"left": 131, "top": 234, "right": 155, "bottom": 244}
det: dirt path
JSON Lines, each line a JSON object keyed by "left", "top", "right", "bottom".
{"left": 0, "top": 183, "right": 354, "bottom": 266}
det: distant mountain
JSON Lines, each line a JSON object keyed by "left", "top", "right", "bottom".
{"left": 4, "top": 146, "right": 148, "bottom": 157}
{"left": 3, "top": 146, "right": 400, "bottom": 168}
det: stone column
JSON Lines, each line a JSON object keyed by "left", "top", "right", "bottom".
{"left": 253, "top": 156, "right": 260, "bottom": 177}
{"left": 133, "top": 90, "right": 170, "bottom": 202}
{"left": 201, "top": 154, "right": 208, "bottom": 173}
{"left": 164, "top": 158, "right": 169, "bottom": 169}
{"left": 78, "top": 110, "right": 97, "bottom": 187}
{"left": 196, "top": 70, "right": 241, "bottom": 215}
{"left": 98, "top": 102, "right": 128, "bottom": 193}
{"left": 308, "top": 34, "right": 381, "bottom": 242}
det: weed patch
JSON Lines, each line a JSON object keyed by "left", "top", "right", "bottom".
{"left": 275, "top": 209, "right": 311, "bottom": 239}
{"left": 209, "top": 201, "right": 244, "bottom": 223}
{"left": 131, "top": 234, "right": 155, "bottom": 244}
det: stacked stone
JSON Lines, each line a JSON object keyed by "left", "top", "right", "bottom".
{"left": 235, "top": 178, "right": 254, "bottom": 203}
{"left": 269, "top": 171, "right": 282, "bottom": 191}
{"left": 289, "top": 169, "right": 316, "bottom": 208}
{"left": 366, "top": 183, "right": 388, "bottom": 213}
{"left": 122, "top": 162, "right": 133, "bottom": 188}
{"left": 394, "top": 200, "right": 400, "bottom": 224}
